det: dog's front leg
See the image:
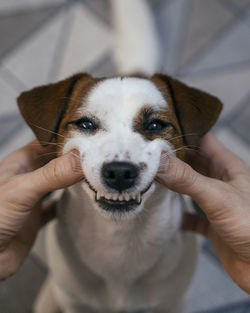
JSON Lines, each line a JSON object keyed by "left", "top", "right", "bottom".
{"left": 33, "top": 276, "right": 60, "bottom": 313}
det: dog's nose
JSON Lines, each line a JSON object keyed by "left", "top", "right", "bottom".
{"left": 102, "top": 162, "right": 139, "bottom": 192}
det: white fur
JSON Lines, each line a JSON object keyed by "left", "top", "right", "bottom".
{"left": 110, "top": 0, "right": 161, "bottom": 75}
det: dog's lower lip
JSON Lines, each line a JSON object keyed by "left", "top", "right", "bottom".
{"left": 83, "top": 177, "right": 153, "bottom": 212}
{"left": 97, "top": 197, "right": 139, "bottom": 213}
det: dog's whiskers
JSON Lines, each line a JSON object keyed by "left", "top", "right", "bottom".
{"left": 168, "top": 132, "right": 198, "bottom": 143}
{"left": 37, "top": 151, "right": 58, "bottom": 159}
{"left": 172, "top": 145, "right": 199, "bottom": 154}
{"left": 31, "top": 123, "right": 66, "bottom": 138}
{"left": 157, "top": 145, "right": 200, "bottom": 174}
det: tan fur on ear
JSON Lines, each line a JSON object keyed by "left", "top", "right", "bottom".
{"left": 152, "top": 74, "right": 223, "bottom": 146}
{"left": 17, "top": 73, "right": 93, "bottom": 144}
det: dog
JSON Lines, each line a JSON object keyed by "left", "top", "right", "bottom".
{"left": 17, "top": 1, "right": 222, "bottom": 312}
{"left": 18, "top": 73, "right": 222, "bottom": 313}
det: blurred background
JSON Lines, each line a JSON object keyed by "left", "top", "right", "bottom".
{"left": 0, "top": 0, "right": 250, "bottom": 312}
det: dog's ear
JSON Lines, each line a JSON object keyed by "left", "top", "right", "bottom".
{"left": 17, "top": 73, "right": 93, "bottom": 144}
{"left": 151, "top": 74, "right": 223, "bottom": 146}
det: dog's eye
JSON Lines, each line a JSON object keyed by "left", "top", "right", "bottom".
{"left": 144, "top": 119, "right": 171, "bottom": 132}
{"left": 74, "top": 118, "right": 98, "bottom": 132}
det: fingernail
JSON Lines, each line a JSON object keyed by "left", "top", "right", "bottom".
{"left": 157, "top": 152, "right": 170, "bottom": 175}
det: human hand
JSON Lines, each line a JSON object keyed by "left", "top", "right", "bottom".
{"left": 0, "top": 141, "right": 83, "bottom": 280}
{"left": 157, "top": 133, "right": 250, "bottom": 294}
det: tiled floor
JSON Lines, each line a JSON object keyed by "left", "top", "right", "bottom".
{"left": 0, "top": 0, "right": 250, "bottom": 312}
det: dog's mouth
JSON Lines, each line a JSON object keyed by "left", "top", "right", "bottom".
{"left": 83, "top": 178, "right": 153, "bottom": 213}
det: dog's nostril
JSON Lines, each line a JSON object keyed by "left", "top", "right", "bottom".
{"left": 102, "top": 162, "right": 139, "bottom": 192}
{"left": 125, "top": 170, "right": 133, "bottom": 179}
{"left": 106, "top": 171, "right": 115, "bottom": 179}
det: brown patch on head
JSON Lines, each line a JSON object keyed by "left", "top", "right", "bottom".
{"left": 133, "top": 104, "right": 185, "bottom": 159}
{"left": 17, "top": 73, "right": 103, "bottom": 155}
{"left": 151, "top": 74, "right": 223, "bottom": 159}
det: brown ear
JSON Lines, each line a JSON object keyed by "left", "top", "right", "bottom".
{"left": 17, "top": 73, "right": 92, "bottom": 144}
{"left": 152, "top": 74, "right": 223, "bottom": 146}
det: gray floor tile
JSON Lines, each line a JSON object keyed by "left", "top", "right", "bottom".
{"left": 0, "top": 6, "right": 61, "bottom": 60}
{"left": 186, "top": 18, "right": 250, "bottom": 74}
{"left": 4, "top": 9, "right": 66, "bottom": 89}
{"left": 56, "top": 3, "right": 113, "bottom": 80}
{"left": 0, "top": 125, "right": 33, "bottom": 161}
{"left": 181, "top": 64, "right": 250, "bottom": 118}
{"left": 0, "top": 70, "right": 23, "bottom": 115}
{"left": 178, "top": 0, "right": 234, "bottom": 72}
{"left": 156, "top": 0, "right": 188, "bottom": 74}
{"left": 215, "top": 127, "right": 250, "bottom": 166}
{"left": 184, "top": 252, "right": 249, "bottom": 313}
{"left": 230, "top": 101, "right": 250, "bottom": 145}
{"left": 0, "top": 255, "right": 47, "bottom": 313}
{"left": 0, "top": 113, "right": 26, "bottom": 147}
{"left": 151, "top": 0, "right": 171, "bottom": 9}
{"left": 79, "top": 0, "right": 111, "bottom": 25}
{"left": 88, "top": 53, "right": 117, "bottom": 77}
{"left": 0, "top": 0, "right": 65, "bottom": 14}
{"left": 194, "top": 300, "right": 250, "bottom": 313}
{"left": 221, "top": 0, "right": 250, "bottom": 10}
{"left": 245, "top": 5, "right": 250, "bottom": 27}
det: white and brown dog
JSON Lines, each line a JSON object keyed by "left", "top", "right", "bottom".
{"left": 18, "top": 73, "right": 222, "bottom": 313}
{"left": 17, "top": 1, "right": 222, "bottom": 313}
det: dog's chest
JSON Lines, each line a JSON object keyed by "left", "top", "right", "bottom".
{"left": 47, "top": 183, "right": 198, "bottom": 312}
{"left": 57, "top": 183, "right": 183, "bottom": 281}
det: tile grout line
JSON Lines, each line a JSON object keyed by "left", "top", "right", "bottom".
{"left": 78, "top": 0, "right": 111, "bottom": 26}
{"left": 180, "top": 59, "right": 250, "bottom": 80}
{"left": 170, "top": 0, "right": 192, "bottom": 75}
{"left": 177, "top": 4, "right": 250, "bottom": 76}
{"left": 219, "top": 0, "right": 250, "bottom": 19}
{"left": 0, "top": 5, "right": 65, "bottom": 63}
{"left": 218, "top": 92, "right": 250, "bottom": 128}
{"left": 0, "top": 3, "right": 64, "bottom": 18}
{"left": 0, "top": 65, "right": 27, "bottom": 90}
{"left": 48, "top": 3, "right": 73, "bottom": 81}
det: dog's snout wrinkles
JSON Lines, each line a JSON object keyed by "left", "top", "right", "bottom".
{"left": 102, "top": 162, "right": 139, "bottom": 192}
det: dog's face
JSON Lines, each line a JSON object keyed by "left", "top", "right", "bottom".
{"left": 18, "top": 73, "right": 222, "bottom": 219}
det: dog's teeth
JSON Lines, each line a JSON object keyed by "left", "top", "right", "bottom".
{"left": 132, "top": 193, "right": 136, "bottom": 200}
{"left": 136, "top": 193, "right": 141, "bottom": 203}
{"left": 96, "top": 192, "right": 101, "bottom": 201}
{"left": 112, "top": 194, "right": 118, "bottom": 201}
{"left": 119, "top": 194, "right": 124, "bottom": 201}
{"left": 106, "top": 193, "right": 112, "bottom": 200}
{"left": 125, "top": 194, "right": 130, "bottom": 201}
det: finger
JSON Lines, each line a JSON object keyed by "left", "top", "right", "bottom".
{"left": 182, "top": 213, "right": 210, "bottom": 238}
{"left": 156, "top": 153, "right": 231, "bottom": 218}
{"left": 157, "top": 153, "right": 219, "bottom": 196}
{"left": 0, "top": 139, "right": 54, "bottom": 177}
{"left": 20, "top": 150, "right": 83, "bottom": 199}
{"left": 0, "top": 206, "right": 40, "bottom": 279}
{"left": 0, "top": 150, "right": 82, "bottom": 246}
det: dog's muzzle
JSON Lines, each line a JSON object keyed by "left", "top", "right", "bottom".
{"left": 97, "top": 161, "right": 140, "bottom": 213}
{"left": 83, "top": 161, "right": 153, "bottom": 214}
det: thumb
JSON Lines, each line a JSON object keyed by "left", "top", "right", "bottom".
{"left": 20, "top": 150, "right": 83, "bottom": 199}
{"left": 156, "top": 153, "right": 223, "bottom": 206}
